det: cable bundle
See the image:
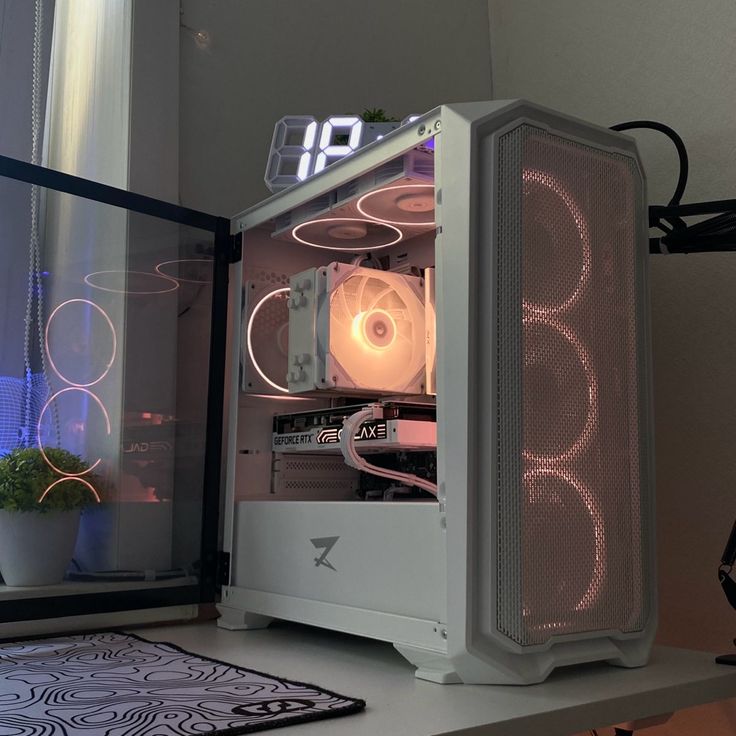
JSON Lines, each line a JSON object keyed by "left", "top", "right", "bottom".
{"left": 339, "top": 405, "right": 438, "bottom": 497}
{"left": 610, "top": 120, "right": 736, "bottom": 254}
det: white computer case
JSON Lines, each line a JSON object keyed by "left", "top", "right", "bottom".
{"left": 218, "top": 100, "right": 656, "bottom": 685}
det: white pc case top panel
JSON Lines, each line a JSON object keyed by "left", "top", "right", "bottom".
{"left": 223, "top": 100, "right": 655, "bottom": 685}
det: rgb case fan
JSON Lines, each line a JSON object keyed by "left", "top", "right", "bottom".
{"left": 287, "top": 263, "right": 426, "bottom": 395}
{"left": 273, "top": 150, "right": 435, "bottom": 250}
{"left": 241, "top": 279, "right": 291, "bottom": 395}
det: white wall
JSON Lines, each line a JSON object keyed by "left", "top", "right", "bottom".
{"left": 488, "top": 1, "right": 736, "bottom": 733}
{"left": 179, "top": 0, "right": 494, "bottom": 215}
{"left": 128, "top": 0, "right": 179, "bottom": 202}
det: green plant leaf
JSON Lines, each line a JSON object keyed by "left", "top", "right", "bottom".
{"left": 0, "top": 447, "right": 103, "bottom": 513}
{"left": 362, "top": 107, "right": 398, "bottom": 123}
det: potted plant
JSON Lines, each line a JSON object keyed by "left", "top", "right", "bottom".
{"left": 0, "top": 447, "right": 100, "bottom": 586}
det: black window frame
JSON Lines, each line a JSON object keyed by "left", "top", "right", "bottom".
{"left": 0, "top": 154, "right": 235, "bottom": 624}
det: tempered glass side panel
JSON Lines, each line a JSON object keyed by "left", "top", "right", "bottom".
{"left": 0, "top": 173, "right": 214, "bottom": 609}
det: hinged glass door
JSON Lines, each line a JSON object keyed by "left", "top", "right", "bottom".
{"left": 0, "top": 154, "right": 231, "bottom": 634}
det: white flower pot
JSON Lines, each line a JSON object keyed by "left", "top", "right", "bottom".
{"left": 0, "top": 509, "right": 81, "bottom": 586}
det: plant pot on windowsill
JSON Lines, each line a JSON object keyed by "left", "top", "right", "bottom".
{"left": 0, "top": 447, "right": 100, "bottom": 586}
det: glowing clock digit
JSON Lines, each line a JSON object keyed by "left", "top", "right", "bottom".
{"left": 264, "top": 115, "right": 319, "bottom": 192}
{"left": 265, "top": 113, "right": 430, "bottom": 192}
{"left": 313, "top": 116, "right": 364, "bottom": 174}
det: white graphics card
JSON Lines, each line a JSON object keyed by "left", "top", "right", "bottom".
{"left": 287, "top": 263, "right": 426, "bottom": 395}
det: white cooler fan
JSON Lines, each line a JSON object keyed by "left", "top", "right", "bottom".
{"left": 287, "top": 263, "right": 426, "bottom": 395}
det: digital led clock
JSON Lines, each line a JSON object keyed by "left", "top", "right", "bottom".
{"left": 264, "top": 114, "right": 424, "bottom": 192}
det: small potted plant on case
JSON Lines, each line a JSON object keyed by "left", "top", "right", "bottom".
{"left": 0, "top": 447, "right": 100, "bottom": 586}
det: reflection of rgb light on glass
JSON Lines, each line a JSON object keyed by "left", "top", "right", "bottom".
{"left": 84, "top": 270, "right": 179, "bottom": 295}
{"left": 247, "top": 288, "right": 290, "bottom": 394}
{"left": 522, "top": 316, "right": 598, "bottom": 463}
{"left": 45, "top": 299, "right": 116, "bottom": 388}
{"left": 291, "top": 217, "right": 402, "bottom": 251}
{"left": 351, "top": 309, "right": 397, "bottom": 351}
{"left": 356, "top": 184, "right": 436, "bottom": 227}
{"left": 525, "top": 468, "right": 606, "bottom": 613}
{"left": 38, "top": 387, "right": 111, "bottom": 477}
{"left": 154, "top": 259, "right": 214, "bottom": 284}
{"left": 38, "top": 476, "right": 101, "bottom": 505}
{"left": 522, "top": 168, "right": 591, "bottom": 316}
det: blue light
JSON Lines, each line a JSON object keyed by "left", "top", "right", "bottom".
{"left": 0, "top": 374, "right": 47, "bottom": 454}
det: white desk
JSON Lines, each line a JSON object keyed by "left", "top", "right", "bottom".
{"left": 135, "top": 621, "right": 736, "bottom": 736}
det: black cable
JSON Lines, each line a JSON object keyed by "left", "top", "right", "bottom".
{"left": 612, "top": 120, "right": 736, "bottom": 254}
{"left": 651, "top": 203, "right": 736, "bottom": 253}
{"left": 651, "top": 198, "right": 736, "bottom": 220}
{"left": 610, "top": 120, "right": 689, "bottom": 207}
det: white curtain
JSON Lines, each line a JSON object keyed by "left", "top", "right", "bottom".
{"left": 42, "top": 0, "right": 132, "bottom": 568}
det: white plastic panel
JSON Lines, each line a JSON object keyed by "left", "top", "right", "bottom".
{"left": 438, "top": 101, "right": 654, "bottom": 684}
{"left": 231, "top": 501, "right": 446, "bottom": 622}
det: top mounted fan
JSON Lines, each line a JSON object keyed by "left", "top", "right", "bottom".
{"left": 287, "top": 263, "right": 426, "bottom": 395}
{"left": 272, "top": 151, "right": 435, "bottom": 251}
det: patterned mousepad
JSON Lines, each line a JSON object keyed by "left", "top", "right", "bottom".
{"left": 0, "top": 631, "right": 365, "bottom": 735}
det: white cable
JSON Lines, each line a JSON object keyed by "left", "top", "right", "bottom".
{"left": 340, "top": 406, "right": 438, "bottom": 497}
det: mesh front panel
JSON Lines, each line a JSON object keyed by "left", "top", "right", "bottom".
{"left": 496, "top": 125, "right": 648, "bottom": 647}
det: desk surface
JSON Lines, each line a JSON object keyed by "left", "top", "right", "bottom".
{"left": 134, "top": 621, "right": 736, "bottom": 736}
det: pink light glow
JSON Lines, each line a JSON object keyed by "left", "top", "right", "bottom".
{"left": 522, "top": 316, "right": 599, "bottom": 463}
{"left": 291, "top": 217, "right": 403, "bottom": 251}
{"left": 246, "top": 287, "right": 290, "bottom": 394}
{"left": 524, "top": 468, "right": 606, "bottom": 613}
{"left": 154, "top": 259, "right": 213, "bottom": 284}
{"left": 45, "top": 299, "right": 117, "bottom": 388}
{"left": 355, "top": 184, "right": 436, "bottom": 227}
{"left": 38, "top": 476, "right": 101, "bottom": 505}
{"left": 84, "top": 270, "right": 179, "bottom": 295}
{"left": 522, "top": 168, "right": 591, "bottom": 317}
{"left": 37, "top": 388, "right": 111, "bottom": 477}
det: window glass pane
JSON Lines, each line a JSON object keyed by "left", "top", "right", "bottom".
{"left": 0, "top": 173, "right": 213, "bottom": 601}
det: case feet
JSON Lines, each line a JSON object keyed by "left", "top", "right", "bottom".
{"left": 394, "top": 643, "right": 462, "bottom": 684}
{"left": 216, "top": 604, "right": 274, "bottom": 631}
{"left": 605, "top": 638, "right": 651, "bottom": 669}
